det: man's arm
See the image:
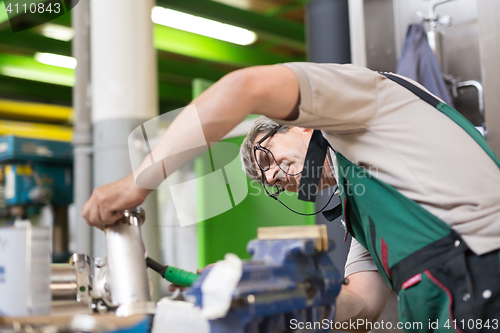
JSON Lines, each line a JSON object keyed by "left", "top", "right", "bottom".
{"left": 82, "top": 65, "right": 300, "bottom": 226}
{"left": 334, "top": 271, "right": 391, "bottom": 333}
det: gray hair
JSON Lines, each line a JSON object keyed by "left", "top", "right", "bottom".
{"left": 240, "top": 116, "right": 291, "bottom": 182}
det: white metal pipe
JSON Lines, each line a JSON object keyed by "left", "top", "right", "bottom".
{"left": 105, "top": 209, "right": 150, "bottom": 305}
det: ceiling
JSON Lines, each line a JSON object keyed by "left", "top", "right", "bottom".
{"left": 0, "top": 0, "right": 307, "bottom": 116}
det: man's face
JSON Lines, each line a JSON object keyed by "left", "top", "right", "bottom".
{"left": 254, "top": 127, "right": 333, "bottom": 193}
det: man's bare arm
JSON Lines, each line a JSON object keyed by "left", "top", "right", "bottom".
{"left": 83, "top": 65, "right": 300, "bottom": 226}
{"left": 334, "top": 271, "right": 391, "bottom": 333}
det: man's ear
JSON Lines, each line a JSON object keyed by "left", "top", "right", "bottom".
{"left": 297, "top": 127, "right": 314, "bottom": 133}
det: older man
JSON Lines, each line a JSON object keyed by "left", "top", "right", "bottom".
{"left": 83, "top": 62, "right": 500, "bottom": 332}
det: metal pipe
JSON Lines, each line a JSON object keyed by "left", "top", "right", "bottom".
{"left": 457, "top": 80, "right": 485, "bottom": 121}
{"left": 105, "top": 208, "right": 150, "bottom": 305}
{"left": 72, "top": 0, "right": 92, "bottom": 255}
{"left": 429, "top": 0, "right": 455, "bottom": 17}
{"left": 426, "top": 29, "right": 446, "bottom": 74}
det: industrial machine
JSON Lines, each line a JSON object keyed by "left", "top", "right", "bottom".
{"left": 49, "top": 208, "right": 155, "bottom": 317}
{"left": 0, "top": 208, "right": 343, "bottom": 333}
{"left": 0, "top": 135, "right": 73, "bottom": 258}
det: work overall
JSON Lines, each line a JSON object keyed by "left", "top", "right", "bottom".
{"left": 332, "top": 74, "right": 500, "bottom": 332}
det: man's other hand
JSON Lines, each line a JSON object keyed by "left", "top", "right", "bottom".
{"left": 82, "top": 173, "right": 151, "bottom": 227}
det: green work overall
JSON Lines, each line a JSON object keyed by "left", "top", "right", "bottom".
{"left": 335, "top": 73, "right": 500, "bottom": 333}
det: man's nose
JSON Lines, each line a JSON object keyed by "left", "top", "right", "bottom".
{"left": 264, "top": 166, "right": 280, "bottom": 185}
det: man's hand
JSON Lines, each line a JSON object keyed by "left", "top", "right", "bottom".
{"left": 82, "top": 173, "right": 152, "bottom": 227}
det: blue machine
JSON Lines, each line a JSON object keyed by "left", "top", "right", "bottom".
{"left": 0, "top": 136, "right": 73, "bottom": 216}
{"left": 187, "top": 236, "right": 343, "bottom": 333}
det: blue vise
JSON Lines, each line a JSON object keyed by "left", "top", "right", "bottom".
{"left": 187, "top": 233, "right": 343, "bottom": 333}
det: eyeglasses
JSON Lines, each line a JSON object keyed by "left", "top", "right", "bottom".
{"left": 252, "top": 126, "right": 285, "bottom": 198}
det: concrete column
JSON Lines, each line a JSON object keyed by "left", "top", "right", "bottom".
{"left": 72, "top": 0, "right": 92, "bottom": 255}
{"left": 90, "top": 0, "right": 162, "bottom": 301}
{"left": 306, "top": 0, "right": 351, "bottom": 63}
{"left": 348, "top": 0, "right": 366, "bottom": 67}
{"left": 477, "top": 0, "right": 500, "bottom": 155}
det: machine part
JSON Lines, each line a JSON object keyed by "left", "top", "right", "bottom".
{"left": 50, "top": 253, "right": 92, "bottom": 313}
{"left": 91, "top": 257, "right": 112, "bottom": 306}
{"left": 72, "top": 254, "right": 92, "bottom": 304}
{"left": 186, "top": 225, "right": 343, "bottom": 333}
{"left": 51, "top": 263, "right": 78, "bottom": 301}
{"left": 257, "top": 225, "right": 328, "bottom": 252}
{"left": 146, "top": 257, "right": 199, "bottom": 287}
{"left": 105, "top": 208, "right": 151, "bottom": 307}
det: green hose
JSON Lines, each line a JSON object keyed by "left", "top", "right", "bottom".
{"left": 146, "top": 257, "right": 199, "bottom": 287}
{"left": 163, "top": 266, "right": 199, "bottom": 287}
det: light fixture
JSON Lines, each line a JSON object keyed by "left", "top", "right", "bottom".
{"left": 151, "top": 6, "right": 257, "bottom": 46}
{"left": 39, "top": 23, "right": 74, "bottom": 41}
{"left": 34, "top": 52, "right": 77, "bottom": 69}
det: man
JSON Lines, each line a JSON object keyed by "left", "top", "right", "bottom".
{"left": 83, "top": 63, "right": 500, "bottom": 332}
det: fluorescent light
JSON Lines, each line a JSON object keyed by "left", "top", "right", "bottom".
{"left": 151, "top": 6, "right": 257, "bottom": 46}
{"left": 0, "top": 67, "right": 74, "bottom": 86}
{"left": 39, "top": 23, "right": 74, "bottom": 41}
{"left": 34, "top": 52, "right": 77, "bottom": 69}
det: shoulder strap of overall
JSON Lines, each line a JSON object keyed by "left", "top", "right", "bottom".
{"left": 380, "top": 72, "right": 500, "bottom": 169}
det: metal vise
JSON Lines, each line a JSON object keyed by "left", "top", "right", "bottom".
{"left": 185, "top": 225, "right": 343, "bottom": 333}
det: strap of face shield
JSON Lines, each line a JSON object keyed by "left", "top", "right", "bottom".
{"left": 298, "top": 130, "right": 330, "bottom": 202}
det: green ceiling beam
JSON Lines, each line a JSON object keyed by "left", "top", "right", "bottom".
{"left": 265, "top": 3, "right": 305, "bottom": 17}
{"left": 0, "top": 29, "right": 70, "bottom": 55}
{"left": 154, "top": 25, "right": 303, "bottom": 67}
{"left": 156, "top": 0, "right": 305, "bottom": 50}
{"left": 0, "top": 75, "right": 71, "bottom": 104}
{"left": 0, "top": 53, "right": 74, "bottom": 86}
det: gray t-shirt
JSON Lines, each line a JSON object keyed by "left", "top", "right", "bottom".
{"left": 276, "top": 62, "right": 500, "bottom": 277}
